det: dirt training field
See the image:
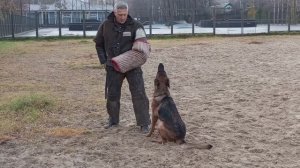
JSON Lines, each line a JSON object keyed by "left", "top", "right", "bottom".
{"left": 0, "top": 35, "right": 299, "bottom": 168}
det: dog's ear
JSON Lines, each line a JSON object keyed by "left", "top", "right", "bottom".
{"left": 166, "top": 79, "right": 170, "bottom": 88}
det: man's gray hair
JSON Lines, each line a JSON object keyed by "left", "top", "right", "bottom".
{"left": 114, "top": 1, "right": 129, "bottom": 11}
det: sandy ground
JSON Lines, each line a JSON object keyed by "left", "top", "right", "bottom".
{"left": 0, "top": 35, "right": 299, "bottom": 168}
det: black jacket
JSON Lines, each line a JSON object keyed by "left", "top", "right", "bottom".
{"left": 94, "top": 12, "right": 145, "bottom": 66}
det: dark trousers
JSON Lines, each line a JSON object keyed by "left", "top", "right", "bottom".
{"left": 105, "top": 66, "right": 150, "bottom": 126}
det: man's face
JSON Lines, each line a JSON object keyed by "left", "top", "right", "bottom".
{"left": 114, "top": 8, "right": 128, "bottom": 24}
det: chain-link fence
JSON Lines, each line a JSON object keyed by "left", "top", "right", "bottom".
{"left": 1, "top": 7, "right": 300, "bottom": 39}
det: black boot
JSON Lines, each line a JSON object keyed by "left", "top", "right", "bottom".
{"left": 105, "top": 100, "right": 120, "bottom": 129}
{"left": 140, "top": 125, "right": 149, "bottom": 134}
{"left": 104, "top": 117, "right": 118, "bottom": 129}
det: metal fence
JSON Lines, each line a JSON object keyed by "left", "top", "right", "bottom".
{"left": 1, "top": 7, "right": 300, "bottom": 39}
{"left": 0, "top": 12, "right": 36, "bottom": 38}
{"left": 0, "top": 10, "right": 109, "bottom": 38}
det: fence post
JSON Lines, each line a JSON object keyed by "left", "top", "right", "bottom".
{"left": 213, "top": 6, "right": 216, "bottom": 36}
{"left": 35, "top": 11, "right": 39, "bottom": 38}
{"left": 171, "top": 18, "right": 173, "bottom": 35}
{"left": 288, "top": 5, "right": 291, "bottom": 33}
{"left": 149, "top": 22, "right": 152, "bottom": 37}
{"left": 11, "top": 12, "right": 15, "bottom": 39}
{"left": 241, "top": 7, "right": 244, "bottom": 35}
{"left": 149, "top": 0, "right": 153, "bottom": 37}
{"left": 5, "top": 15, "right": 8, "bottom": 37}
{"left": 0, "top": 17, "right": 2, "bottom": 38}
{"left": 192, "top": 9, "right": 195, "bottom": 36}
{"left": 82, "top": 10, "right": 86, "bottom": 38}
{"left": 268, "top": 11, "right": 271, "bottom": 33}
{"left": 58, "top": 11, "right": 62, "bottom": 37}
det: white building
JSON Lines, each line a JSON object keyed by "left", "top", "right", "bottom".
{"left": 27, "top": 0, "right": 113, "bottom": 26}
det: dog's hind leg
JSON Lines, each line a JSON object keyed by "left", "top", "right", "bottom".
{"left": 150, "top": 139, "right": 164, "bottom": 144}
{"left": 175, "top": 139, "right": 186, "bottom": 145}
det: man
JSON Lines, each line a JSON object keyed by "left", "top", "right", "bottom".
{"left": 94, "top": 1, "right": 150, "bottom": 133}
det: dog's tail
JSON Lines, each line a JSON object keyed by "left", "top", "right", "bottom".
{"left": 182, "top": 141, "right": 213, "bottom": 150}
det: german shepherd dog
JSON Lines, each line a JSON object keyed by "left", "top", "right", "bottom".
{"left": 147, "top": 63, "right": 212, "bottom": 149}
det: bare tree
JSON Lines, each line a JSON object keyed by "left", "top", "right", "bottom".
{"left": 290, "top": 0, "right": 298, "bottom": 24}
{"left": 127, "top": 0, "right": 217, "bottom": 23}
{"left": 0, "top": 0, "right": 17, "bottom": 12}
